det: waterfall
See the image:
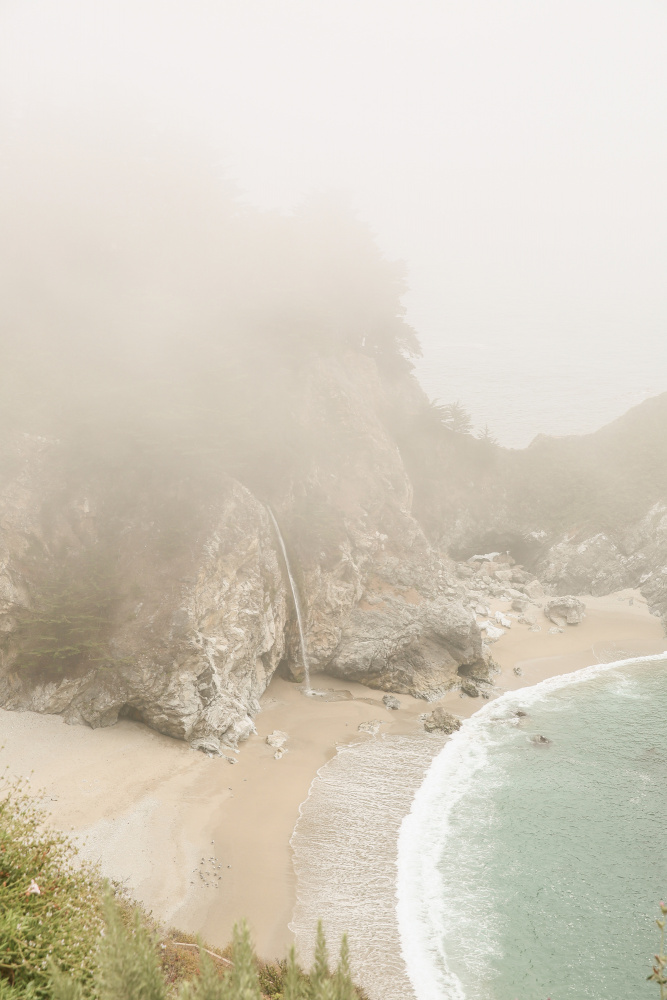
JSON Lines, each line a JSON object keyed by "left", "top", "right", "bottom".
{"left": 268, "top": 508, "right": 312, "bottom": 692}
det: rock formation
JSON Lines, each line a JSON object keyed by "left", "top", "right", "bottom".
{"left": 0, "top": 453, "right": 288, "bottom": 754}
{"left": 423, "top": 708, "right": 462, "bottom": 735}
{"left": 1, "top": 359, "right": 665, "bottom": 752}
{"left": 0, "top": 354, "right": 495, "bottom": 749}
{"left": 543, "top": 596, "right": 586, "bottom": 626}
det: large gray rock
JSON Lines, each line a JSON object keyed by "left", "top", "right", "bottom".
{"left": 270, "top": 353, "right": 487, "bottom": 699}
{"left": 534, "top": 505, "right": 667, "bottom": 624}
{"left": 0, "top": 461, "right": 288, "bottom": 753}
{"left": 423, "top": 708, "right": 462, "bottom": 734}
{"left": 325, "top": 596, "right": 484, "bottom": 699}
{"left": 0, "top": 357, "right": 490, "bottom": 746}
{"left": 543, "top": 596, "right": 586, "bottom": 625}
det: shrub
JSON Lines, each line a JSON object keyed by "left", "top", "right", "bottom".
{"left": 0, "top": 773, "right": 368, "bottom": 1000}
{"left": 649, "top": 901, "right": 667, "bottom": 998}
{"left": 0, "top": 770, "right": 104, "bottom": 998}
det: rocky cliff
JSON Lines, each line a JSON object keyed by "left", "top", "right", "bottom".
{"left": 0, "top": 352, "right": 496, "bottom": 751}
{"left": 424, "top": 393, "right": 667, "bottom": 626}
{"left": 0, "top": 435, "right": 289, "bottom": 753}
{"left": 2, "top": 143, "right": 665, "bottom": 750}
{"left": 2, "top": 362, "right": 665, "bottom": 751}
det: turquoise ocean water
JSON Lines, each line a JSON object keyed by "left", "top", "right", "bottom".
{"left": 397, "top": 656, "right": 667, "bottom": 1000}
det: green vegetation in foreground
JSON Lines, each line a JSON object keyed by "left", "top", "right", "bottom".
{"left": 0, "top": 770, "right": 368, "bottom": 999}
{"left": 7, "top": 764, "right": 666, "bottom": 999}
{"left": 649, "top": 901, "right": 667, "bottom": 998}
{"left": 0, "top": 770, "right": 105, "bottom": 997}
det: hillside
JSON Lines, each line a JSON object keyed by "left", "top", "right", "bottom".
{"left": 0, "top": 143, "right": 664, "bottom": 750}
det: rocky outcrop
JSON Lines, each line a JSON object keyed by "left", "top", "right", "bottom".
{"left": 425, "top": 394, "right": 667, "bottom": 630}
{"left": 4, "top": 352, "right": 663, "bottom": 751}
{"left": 270, "top": 354, "right": 490, "bottom": 699}
{"left": 543, "top": 596, "right": 586, "bottom": 626}
{"left": 0, "top": 354, "right": 494, "bottom": 746}
{"left": 423, "top": 708, "right": 462, "bottom": 735}
{"left": 524, "top": 507, "right": 667, "bottom": 623}
{"left": 326, "top": 596, "right": 483, "bottom": 698}
{"left": 0, "top": 447, "right": 288, "bottom": 752}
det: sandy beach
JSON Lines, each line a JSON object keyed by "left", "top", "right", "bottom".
{"left": 0, "top": 589, "right": 664, "bottom": 961}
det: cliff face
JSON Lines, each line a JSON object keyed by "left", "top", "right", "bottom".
{"left": 0, "top": 436, "right": 288, "bottom": 752}
{"left": 0, "top": 353, "right": 488, "bottom": 748}
{"left": 3, "top": 140, "right": 665, "bottom": 751}
{"left": 531, "top": 504, "right": 667, "bottom": 621}
{"left": 2, "top": 355, "right": 664, "bottom": 750}
{"left": 429, "top": 393, "right": 667, "bottom": 626}
{"left": 275, "top": 354, "right": 486, "bottom": 697}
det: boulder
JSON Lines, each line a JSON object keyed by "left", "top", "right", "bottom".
{"left": 266, "top": 730, "right": 288, "bottom": 750}
{"left": 0, "top": 475, "right": 288, "bottom": 753}
{"left": 543, "top": 596, "right": 586, "bottom": 625}
{"left": 358, "top": 720, "right": 382, "bottom": 735}
{"left": 460, "top": 680, "right": 480, "bottom": 697}
{"left": 382, "top": 694, "right": 401, "bottom": 710}
{"left": 423, "top": 708, "right": 462, "bottom": 735}
{"left": 326, "top": 596, "right": 485, "bottom": 699}
{"left": 524, "top": 579, "right": 545, "bottom": 601}
{"left": 481, "top": 621, "right": 505, "bottom": 641}
{"left": 495, "top": 611, "right": 512, "bottom": 628}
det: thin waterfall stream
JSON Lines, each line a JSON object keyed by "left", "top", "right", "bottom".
{"left": 268, "top": 508, "right": 312, "bottom": 693}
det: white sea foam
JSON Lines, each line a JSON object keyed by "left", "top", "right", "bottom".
{"left": 396, "top": 652, "right": 667, "bottom": 1000}
{"left": 290, "top": 733, "right": 444, "bottom": 1000}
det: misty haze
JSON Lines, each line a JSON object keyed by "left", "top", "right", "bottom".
{"left": 1, "top": 3, "right": 666, "bottom": 999}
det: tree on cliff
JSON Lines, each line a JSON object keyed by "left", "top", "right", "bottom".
{"left": 441, "top": 401, "right": 473, "bottom": 434}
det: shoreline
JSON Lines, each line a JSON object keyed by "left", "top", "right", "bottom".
{"left": 0, "top": 589, "right": 664, "bottom": 964}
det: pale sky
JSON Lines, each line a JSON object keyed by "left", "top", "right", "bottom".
{"left": 2, "top": 0, "right": 666, "bottom": 445}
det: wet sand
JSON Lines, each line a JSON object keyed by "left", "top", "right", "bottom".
{"left": 0, "top": 589, "right": 664, "bottom": 959}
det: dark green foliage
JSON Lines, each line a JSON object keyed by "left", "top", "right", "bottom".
{"left": 440, "top": 401, "right": 473, "bottom": 435}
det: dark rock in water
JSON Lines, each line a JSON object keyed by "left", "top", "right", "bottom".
{"left": 382, "top": 694, "right": 401, "bottom": 710}
{"left": 531, "top": 734, "right": 551, "bottom": 745}
{"left": 513, "top": 665, "right": 523, "bottom": 676}
{"left": 543, "top": 596, "right": 586, "bottom": 625}
{"left": 460, "top": 680, "right": 480, "bottom": 697}
{"left": 514, "top": 709, "right": 527, "bottom": 717}
{"left": 423, "top": 708, "right": 462, "bottom": 735}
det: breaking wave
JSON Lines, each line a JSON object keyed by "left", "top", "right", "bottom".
{"left": 396, "top": 652, "right": 667, "bottom": 1000}
{"left": 290, "top": 733, "right": 444, "bottom": 1000}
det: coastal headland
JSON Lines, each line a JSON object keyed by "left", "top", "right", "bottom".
{"left": 1, "top": 589, "right": 663, "bottom": 966}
